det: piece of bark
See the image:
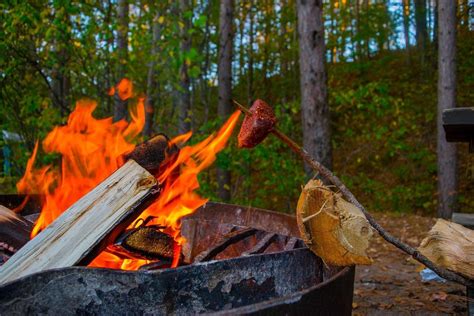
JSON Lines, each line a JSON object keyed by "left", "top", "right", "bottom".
{"left": 296, "top": 180, "right": 374, "bottom": 266}
{"left": 0, "top": 160, "right": 158, "bottom": 285}
{"left": 418, "top": 219, "right": 474, "bottom": 280}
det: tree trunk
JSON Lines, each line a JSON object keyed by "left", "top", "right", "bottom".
{"left": 144, "top": 11, "right": 161, "bottom": 137}
{"left": 355, "top": 0, "right": 362, "bottom": 60}
{"left": 114, "top": 0, "right": 129, "bottom": 122}
{"left": 178, "top": 0, "right": 192, "bottom": 134}
{"left": 403, "top": 0, "right": 411, "bottom": 50}
{"left": 462, "top": 0, "right": 469, "bottom": 30}
{"left": 433, "top": 0, "right": 439, "bottom": 47}
{"left": 415, "top": 0, "right": 428, "bottom": 51}
{"left": 217, "top": 0, "right": 234, "bottom": 201}
{"left": 330, "top": 0, "right": 336, "bottom": 63}
{"left": 248, "top": 1, "right": 254, "bottom": 106}
{"left": 437, "top": 0, "right": 457, "bottom": 219}
{"left": 297, "top": 0, "right": 332, "bottom": 173}
{"left": 200, "top": 0, "right": 212, "bottom": 125}
{"left": 51, "top": 5, "right": 71, "bottom": 116}
{"left": 364, "top": 0, "right": 370, "bottom": 59}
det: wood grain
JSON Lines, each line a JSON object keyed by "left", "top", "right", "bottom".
{"left": 418, "top": 219, "right": 474, "bottom": 280}
{"left": 0, "top": 160, "right": 157, "bottom": 285}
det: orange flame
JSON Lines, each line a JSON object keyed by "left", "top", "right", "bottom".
{"left": 17, "top": 82, "right": 240, "bottom": 270}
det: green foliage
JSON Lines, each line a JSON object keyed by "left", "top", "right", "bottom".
{"left": 331, "top": 80, "right": 438, "bottom": 213}
{"left": 0, "top": 0, "right": 472, "bottom": 217}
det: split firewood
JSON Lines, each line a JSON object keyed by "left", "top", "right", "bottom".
{"left": 296, "top": 180, "right": 373, "bottom": 266}
{"left": 234, "top": 99, "right": 474, "bottom": 287}
{"left": 0, "top": 135, "right": 176, "bottom": 285}
{"left": 418, "top": 219, "right": 474, "bottom": 280}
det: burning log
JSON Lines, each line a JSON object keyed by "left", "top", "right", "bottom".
{"left": 0, "top": 160, "right": 158, "bottom": 285}
{"left": 124, "top": 134, "right": 178, "bottom": 174}
{"left": 0, "top": 135, "right": 176, "bottom": 285}
{"left": 111, "top": 226, "right": 177, "bottom": 261}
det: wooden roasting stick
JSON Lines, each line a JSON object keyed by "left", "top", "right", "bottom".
{"left": 0, "top": 135, "right": 175, "bottom": 286}
{"left": 234, "top": 99, "right": 474, "bottom": 288}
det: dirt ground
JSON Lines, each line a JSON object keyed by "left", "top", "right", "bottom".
{"left": 352, "top": 213, "right": 469, "bottom": 315}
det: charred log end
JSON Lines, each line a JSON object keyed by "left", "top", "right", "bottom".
{"left": 123, "top": 134, "right": 179, "bottom": 174}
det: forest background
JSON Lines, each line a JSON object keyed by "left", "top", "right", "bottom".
{"left": 0, "top": 0, "right": 473, "bottom": 217}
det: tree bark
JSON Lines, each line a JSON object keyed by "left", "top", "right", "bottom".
{"left": 248, "top": 1, "right": 254, "bottom": 106}
{"left": 297, "top": 0, "right": 332, "bottom": 173}
{"left": 114, "top": 0, "right": 129, "bottom": 122}
{"left": 437, "top": 0, "right": 457, "bottom": 219}
{"left": 364, "top": 0, "right": 370, "bottom": 59}
{"left": 403, "top": 0, "right": 411, "bottom": 51}
{"left": 415, "top": 0, "right": 428, "bottom": 51}
{"left": 355, "top": 0, "right": 362, "bottom": 60}
{"left": 178, "top": 0, "right": 192, "bottom": 134}
{"left": 217, "top": 0, "right": 234, "bottom": 201}
{"left": 144, "top": 10, "right": 161, "bottom": 137}
{"left": 51, "top": 5, "right": 71, "bottom": 116}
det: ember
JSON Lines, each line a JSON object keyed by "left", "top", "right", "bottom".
{"left": 15, "top": 79, "right": 241, "bottom": 271}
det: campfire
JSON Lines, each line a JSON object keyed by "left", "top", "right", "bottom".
{"left": 10, "top": 79, "right": 242, "bottom": 272}
{"left": 0, "top": 81, "right": 355, "bottom": 314}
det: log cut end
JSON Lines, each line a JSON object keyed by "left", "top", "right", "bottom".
{"left": 124, "top": 134, "right": 178, "bottom": 174}
{"left": 418, "top": 219, "right": 474, "bottom": 280}
{"left": 296, "top": 180, "right": 374, "bottom": 266}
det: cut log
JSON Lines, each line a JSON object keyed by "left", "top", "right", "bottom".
{"left": 0, "top": 160, "right": 158, "bottom": 285}
{"left": 418, "top": 219, "right": 474, "bottom": 280}
{"left": 296, "top": 180, "right": 374, "bottom": 266}
{"left": 123, "top": 134, "right": 178, "bottom": 174}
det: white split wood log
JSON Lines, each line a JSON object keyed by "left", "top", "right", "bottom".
{"left": 0, "top": 160, "right": 157, "bottom": 285}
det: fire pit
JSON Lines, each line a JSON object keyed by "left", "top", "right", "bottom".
{"left": 0, "top": 201, "right": 354, "bottom": 315}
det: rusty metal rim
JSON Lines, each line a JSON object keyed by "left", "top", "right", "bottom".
{"left": 210, "top": 261, "right": 354, "bottom": 315}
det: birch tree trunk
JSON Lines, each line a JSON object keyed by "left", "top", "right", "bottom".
{"left": 178, "top": 0, "right": 192, "bottom": 134}
{"left": 437, "top": 1, "right": 457, "bottom": 219}
{"left": 114, "top": 0, "right": 129, "bottom": 122}
{"left": 297, "top": 0, "right": 332, "bottom": 173}
{"left": 217, "top": 0, "right": 234, "bottom": 201}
